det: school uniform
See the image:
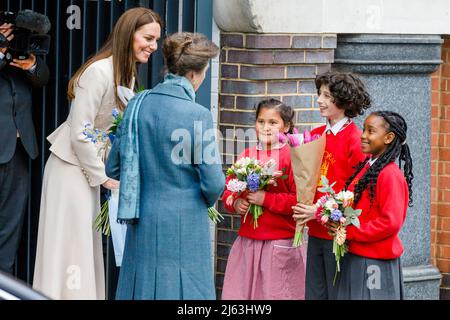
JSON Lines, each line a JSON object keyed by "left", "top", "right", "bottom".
{"left": 221, "top": 144, "right": 306, "bottom": 300}
{"left": 336, "top": 160, "right": 408, "bottom": 300}
{"left": 306, "top": 117, "right": 367, "bottom": 300}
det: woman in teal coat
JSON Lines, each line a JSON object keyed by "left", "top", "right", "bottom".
{"left": 106, "top": 32, "right": 224, "bottom": 300}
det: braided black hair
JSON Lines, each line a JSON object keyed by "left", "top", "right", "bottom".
{"left": 345, "top": 111, "right": 414, "bottom": 207}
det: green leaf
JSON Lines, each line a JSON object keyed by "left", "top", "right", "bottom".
{"left": 280, "top": 175, "right": 289, "bottom": 180}
{"left": 351, "top": 217, "right": 360, "bottom": 228}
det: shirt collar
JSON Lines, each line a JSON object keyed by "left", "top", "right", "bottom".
{"left": 368, "top": 158, "right": 378, "bottom": 166}
{"left": 256, "top": 142, "right": 286, "bottom": 151}
{"left": 325, "top": 117, "right": 349, "bottom": 136}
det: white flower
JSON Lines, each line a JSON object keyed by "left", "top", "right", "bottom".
{"left": 336, "top": 191, "right": 354, "bottom": 202}
{"left": 324, "top": 199, "right": 338, "bottom": 211}
{"left": 226, "top": 179, "right": 248, "bottom": 193}
{"left": 261, "top": 159, "right": 277, "bottom": 176}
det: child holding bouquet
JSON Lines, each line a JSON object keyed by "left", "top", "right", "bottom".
{"left": 328, "top": 111, "right": 413, "bottom": 299}
{"left": 221, "top": 99, "right": 305, "bottom": 300}
{"left": 292, "top": 72, "right": 371, "bottom": 300}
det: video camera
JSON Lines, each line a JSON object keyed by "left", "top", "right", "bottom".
{"left": 0, "top": 9, "right": 51, "bottom": 60}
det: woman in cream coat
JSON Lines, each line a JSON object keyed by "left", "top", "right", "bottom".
{"left": 33, "top": 7, "right": 162, "bottom": 300}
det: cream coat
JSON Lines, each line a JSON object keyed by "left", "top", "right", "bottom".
{"left": 33, "top": 56, "right": 123, "bottom": 300}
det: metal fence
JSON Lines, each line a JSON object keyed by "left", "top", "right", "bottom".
{"left": 0, "top": 0, "right": 212, "bottom": 299}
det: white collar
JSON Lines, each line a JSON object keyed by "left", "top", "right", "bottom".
{"left": 256, "top": 142, "right": 286, "bottom": 151}
{"left": 368, "top": 158, "right": 378, "bottom": 166}
{"left": 325, "top": 117, "right": 349, "bottom": 136}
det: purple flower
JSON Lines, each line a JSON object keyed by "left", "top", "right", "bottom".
{"left": 330, "top": 208, "right": 343, "bottom": 222}
{"left": 112, "top": 108, "right": 120, "bottom": 120}
{"left": 247, "top": 173, "right": 260, "bottom": 192}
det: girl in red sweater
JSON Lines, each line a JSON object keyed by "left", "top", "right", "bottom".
{"left": 221, "top": 99, "right": 304, "bottom": 300}
{"left": 292, "top": 72, "right": 371, "bottom": 300}
{"left": 330, "top": 111, "right": 413, "bottom": 299}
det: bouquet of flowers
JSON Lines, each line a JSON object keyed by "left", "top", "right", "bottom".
{"left": 315, "top": 175, "right": 361, "bottom": 284}
{"left": 225, "top": 157, "right": 286, "bottom": 228}
{"left": 278, "top": 129, "right": 326, "bottom": 247}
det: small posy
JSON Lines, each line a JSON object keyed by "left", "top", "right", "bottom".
{"left": 225, "top": 157, "right": 286, "bottom": 229}
{"left": 315, "top": 175, "right": 361, "bottom": 284}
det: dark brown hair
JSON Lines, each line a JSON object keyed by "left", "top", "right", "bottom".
{"left": 162, "top": 32, "right": 219, "bottom": 76}
{"left": 256, "top": 98, "right": 295, "bottom": 133}
{"left": 315, "top": 71, "right": 371, "bottom": 118}
{"left": 67, "top": 7, "right": 162, "bottom": 111}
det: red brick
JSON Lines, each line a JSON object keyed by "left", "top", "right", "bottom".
{"left": 431, "top": 188, "right": 438, "bottom": 202}
{"left": 443, "top": 65, "right": 450, "bottom": 77}
{"left": 441, "top": 79, "right": 448, "bottom": 91}
{"left": 431, "top": 161, "right": 438, "bottom": 174}
{"left": 438, "top": 205, "right": 450, "bottom": 217}
{"left": 431, "top": 203, "right": 438, "bottom": 216}
{"left": 432, "top": 119, "right": 439, "bottom": 132}
{"left": 439, "top": 246, "right": 450, "bottom": 259}
{"left": 437, "top": 232, "right": 450, "bottom": 246}
{"left": 443, "top": 39, "right": 450, "bottom": 49}
{"left": 431, "top": 215, "right": 437, "bottom": 229}
{"left": 431, "top": 147, "right": 439, "bottom": 161}
{"left": 431, "top": 173, "right": 438, "bottom": 187}
{"left": 431, "top": 133, "right": 439, "bottom": 146}
{"left": 437, "top": 259, "right": 450, "bottom": 273}
{"left": 432, "top": 230, "right": 437, "bottom": 243}
{"left": 432, "top": 91, "right": 440, "bottom": 105}
{"left": 440, "top": 176, "right": 450, "bottom": 189}
{"left": 446, "top": 163, "right": 450, "bottom": 175}
{"left": 444, "top": 93, "right": 450, "bottom": 106}
{"left": 431, "top": 244, "right": 436, "bottom": 259}
{"left": 442, "top": 120, "right": 450, "bottom": 134}
{"left": 432, "top": 77, "right": 440, "bottom": 90}
{"left": 440, "top": 134, "right": 447, "bottom": 147}
{"left": 441, "top": 218, "right": 450, "bottom": 231}
{"left": 440, "top": 148, "right": 450, "bottom": 161}
{"left": 432, "top": 105, "right": 440, "bottom": 118}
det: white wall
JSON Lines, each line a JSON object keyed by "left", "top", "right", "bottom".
{"left": 214, "top": 0, "right": 450, "bottom": 35}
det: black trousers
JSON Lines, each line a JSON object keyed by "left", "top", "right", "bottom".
{"left": 0, "top": 141, "right": 29, "bottom": 274}
{"left": 305, "top": 235, "right": 340, "bottom": 300}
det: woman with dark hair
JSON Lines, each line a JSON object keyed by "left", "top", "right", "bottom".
{"left": 33, "top": 7, "right": 162, "bottom": 300}
{"left": 106, "top": 32, "right": 225, "bottom": 300}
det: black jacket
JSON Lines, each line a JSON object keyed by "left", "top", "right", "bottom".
{"left": 0, "top": 56, "right": 49, "bottom": 164}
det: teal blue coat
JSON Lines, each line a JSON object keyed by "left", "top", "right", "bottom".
{"left": 106, "top": 76, "right": 225, "bottom": 300}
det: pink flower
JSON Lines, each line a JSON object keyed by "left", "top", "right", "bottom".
{"left": 318, "top": 195, "right": 328, "bottom": 205}
{"left": 268, "top": 179, "right": 275, "bottom": 185}
{"left": 287, "top": 134, "right": 303, "bottom": 147}
{"left": 226, "top": 195, "right": 234, "bottom": 207}
{"left": 277, "top": 132, "right": 288, "bottom": 144}
{"left": 321, "top": 215, "right": 329, "bottom": 224}
{"left": 340, "top": 217, "right": 346, "bottom": 225}
{"left": 332, "top": 203, "right": 339, "bottom": 209}
{"left": 303, "top": 129, "right": 312, "bottom": 143}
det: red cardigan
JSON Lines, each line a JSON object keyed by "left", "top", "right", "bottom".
{"left": 346, "top": 162, "right": 409, "bottom": 259}
{"left": 222, "top": 144, "right": 297, "bottom": 240}
{"left": 307, "top": 122, "right": 367, "bottom": 240}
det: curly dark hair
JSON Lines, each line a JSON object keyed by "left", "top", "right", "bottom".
{"left": 255, "top": 98, "right": 295, "bottom": 134}
{"left": 344, "top": 111, "right": 414, "bottom": 207}
{"left": 315, "top": 72, "right": 372, "bottom": 118}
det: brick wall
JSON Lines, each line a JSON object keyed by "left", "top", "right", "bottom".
{"left": 215, "top": 32, "right": 336, "bottom": 297}
{"left": 431, "top": 36, "right": 450, "bottom": 300}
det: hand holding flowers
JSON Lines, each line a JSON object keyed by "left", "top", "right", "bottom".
{"left": 226, "top": 157, "right": 286, "bottom": 228}
{"left": 315, "top": 175, "right": 361, "bottom": 284}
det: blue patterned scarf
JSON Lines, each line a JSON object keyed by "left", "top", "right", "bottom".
{"left": 117, "top": 73, "right": 195, "bottom": 223}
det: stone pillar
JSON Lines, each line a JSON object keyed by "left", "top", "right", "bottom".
{"left": 215, "top": 32, "right": 336, "bottom": 297}
{"left": 333, "top": 34, "right": 443, "bottom": 299}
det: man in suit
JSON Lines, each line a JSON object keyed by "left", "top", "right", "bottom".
{"left": 0, "top": 22, "right": 49, "bottom": 274}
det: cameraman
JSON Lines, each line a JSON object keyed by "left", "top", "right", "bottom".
{"left": 0, "top": 22, "right": 49, "bottom": 274}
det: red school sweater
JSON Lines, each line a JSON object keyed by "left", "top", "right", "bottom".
{"left": 307, "top": 122, "right": 367, "bottom": 240}
{"left": 346, "top": 162, "right": 409, "bottom": 259}
{"left": 222, "top": 144, "right": 297, "bottom": 240}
